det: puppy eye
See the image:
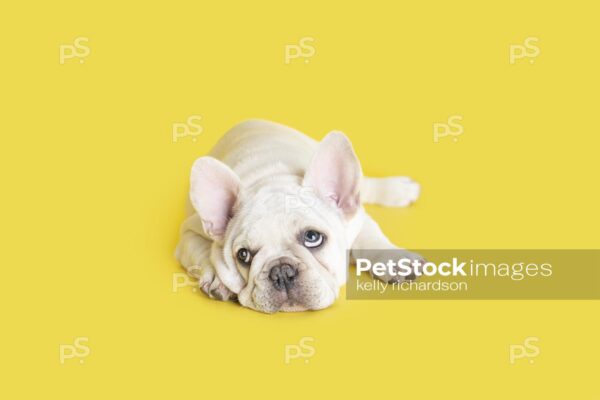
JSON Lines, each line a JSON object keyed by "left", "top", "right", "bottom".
{"left": 303, "top": 230, "right": 324, "bottom": 248}
{"left": 236, "top": 248, "right": 252, "bottom": 265}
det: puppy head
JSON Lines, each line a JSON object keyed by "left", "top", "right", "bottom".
{"left": 190, "top": 132, "right": 362, "bottom": 313}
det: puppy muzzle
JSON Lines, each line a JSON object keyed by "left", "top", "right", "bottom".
{"left": 268, "top": 263, "right": 299, "bottom": 291}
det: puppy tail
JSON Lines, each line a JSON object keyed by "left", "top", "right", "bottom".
{"left": 360, "top": 176, "right": 420, "bottom": 208}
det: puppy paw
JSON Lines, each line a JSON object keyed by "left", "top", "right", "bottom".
{"left": 207, "top": 276, "right": 235, "bottom": 301}
{"left": 185, "top": 265, "right": 235, "bottom": 302}
{"left": 376, "top": 177, "right": 420, "bottom": 207}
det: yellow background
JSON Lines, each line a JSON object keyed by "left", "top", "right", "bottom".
{"left": 1, "top": 1, "right": 598, "bottom": 398}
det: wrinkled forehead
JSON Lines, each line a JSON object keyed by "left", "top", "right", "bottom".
{"left": 248, "top": 187, "right": 322, "bottom": 213}
{"left": 229, "top": 189, "right": 341, "bottom": 245}
{"left": 240, "top": 187, "right": 333, "bottom": 219}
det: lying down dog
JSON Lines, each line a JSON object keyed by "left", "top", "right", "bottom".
{"left": 175, "top": 120, "right": 422, "bottom": 313}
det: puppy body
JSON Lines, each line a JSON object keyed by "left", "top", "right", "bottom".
{"left": 176, "top": 120, "right": 420, "bottom": 313}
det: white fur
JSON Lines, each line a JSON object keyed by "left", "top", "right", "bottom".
{"left": 175, "top": 120, "right": 421, "bottom": 313}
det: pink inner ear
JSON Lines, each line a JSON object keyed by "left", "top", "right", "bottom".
{"left": 198, "top": 183, "right": 236, "bottom": 237}
{"left": 304, "top": 131, "right": 362, "bottom": 217}
{"left": 190, "top": 158, "right": 240, "bottom": 239}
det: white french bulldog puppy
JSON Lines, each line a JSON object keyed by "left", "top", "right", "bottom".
{"left": 175, "top": 120, "right": 421, "bottom": 313}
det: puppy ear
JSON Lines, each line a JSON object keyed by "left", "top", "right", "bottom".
{"left": 303, "top": 131, "right": 362, "bottom": 217}
{"left": 190, "top": 157, "right": 240, "bottom": 240}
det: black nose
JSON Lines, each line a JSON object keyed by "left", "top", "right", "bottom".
{"left": 269, "top": 264, "right": 298, "bottom": 291}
